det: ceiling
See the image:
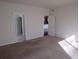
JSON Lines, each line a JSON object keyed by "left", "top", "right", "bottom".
{"left": 0, "top": 0, "right": 77, "bottom": 8}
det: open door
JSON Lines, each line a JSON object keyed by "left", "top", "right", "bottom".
{"left": 43, "top": 16, "right": 48, "bottom": 36}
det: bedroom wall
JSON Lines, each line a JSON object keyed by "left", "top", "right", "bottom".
{"left": 48, "top": 10, "right": 55, "bottom": 36}
{"left": 54, "top": 3, "right": 78, "bottom": 42}
{"left": 0, "top": 1, "right": 49, "bottom": 46}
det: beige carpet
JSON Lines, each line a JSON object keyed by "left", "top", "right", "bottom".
{"left": 0, "top": 36, "right": 77, "bottom": 59}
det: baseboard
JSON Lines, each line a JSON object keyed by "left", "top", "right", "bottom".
{"left": 0, "top": 39, "right": 24, "bottom": 47}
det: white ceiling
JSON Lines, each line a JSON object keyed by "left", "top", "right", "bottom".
{"left": 0, "top": 0, "right": 77, "bottom": 8}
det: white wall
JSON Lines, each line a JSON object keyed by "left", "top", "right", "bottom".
{"left": 48, "top": 10, "right": 55, "bottom": 36}
{"left": 0, "top": 1, "right": 49, "bottom": 46}
{"left": 54, "top": 3, "right": 78, "bottom": 42}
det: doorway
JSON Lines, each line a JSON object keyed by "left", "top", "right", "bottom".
{"left": 15, "top": 14, "right": 25, "bottom": 41}
{"left": 43, "top": 16, "right": 48, "bottom": 36}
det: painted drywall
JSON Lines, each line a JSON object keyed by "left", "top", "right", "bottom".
{"left": 54, "top": 3, "right": 78, "bottom": 42}
{"left": 48, "top": 11, "right": 55, "bottom": 36}
{"left": 0, "top": 1, "right": 49, "bottom": 46}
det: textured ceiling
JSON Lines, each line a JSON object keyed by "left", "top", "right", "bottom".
{"left": 0, "top": 0, "right": 77, "bottom": 8}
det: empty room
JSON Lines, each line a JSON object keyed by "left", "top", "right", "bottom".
{"left": 0, "top": 0, "right": 78, "bottom": 59}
